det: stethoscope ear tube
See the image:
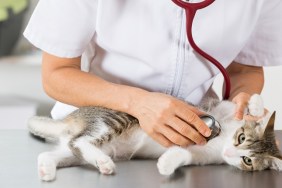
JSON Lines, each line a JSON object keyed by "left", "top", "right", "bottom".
{"left": 172, "top": 0, "right": 231, "bottom": 100}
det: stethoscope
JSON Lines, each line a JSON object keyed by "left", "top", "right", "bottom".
{"left": 172, "top": 0, "right": 231, "bottom": 100}
{"left": 200, "top": 115, "right": 221, "bottom": 140}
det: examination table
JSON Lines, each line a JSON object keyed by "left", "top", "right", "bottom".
{"left": 1, "top": 130, "right": 282, "bottom": 188}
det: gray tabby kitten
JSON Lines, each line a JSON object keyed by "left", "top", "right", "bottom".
{"left": 28, "top": 94, "right": 282, "bottom": 181}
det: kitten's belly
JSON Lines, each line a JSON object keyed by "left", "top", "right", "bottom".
{"left": 133, "top": 132, "right": 167, "bottom": 159}
{"left": 102, "top": 128, "right": 166, "bottom": 160}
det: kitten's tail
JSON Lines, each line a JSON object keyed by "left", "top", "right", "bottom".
{"left": 27, "top": 116, "right": 67, "bottom": 140}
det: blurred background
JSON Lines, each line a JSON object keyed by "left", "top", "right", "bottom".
{"left": 0, "top": 0, "right": 54, "bottom": 129}
{"left": 0, "top": 0, "right": 281, "bottom": 130}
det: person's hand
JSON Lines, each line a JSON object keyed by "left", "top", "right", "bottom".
{"left": 129, "top": 92, "right": 211, "bottom": 147}
{"left": 232, "top": 92, "right": 268, "bottom": 121}
{"left": 232, "top": 92, "right": 251, "bottom": 120}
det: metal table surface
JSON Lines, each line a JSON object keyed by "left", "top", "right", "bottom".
{"left": 1, "top": 130, "right": 282, "bottom": 188}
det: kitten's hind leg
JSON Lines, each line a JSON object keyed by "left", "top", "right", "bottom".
{"left": 157, "top": 146, "right": 192, "bottom": 175}
{"left": 70, "top": 137, "right": 115, "bottom": 175}
{"left": 38, "top": 148, "right": 81, "bottom": 181}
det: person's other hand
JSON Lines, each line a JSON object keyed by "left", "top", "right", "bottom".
{"left": 232, "top": 92, "right": 268, "bottom": 121}
{"left": 129, "top": 92, "right": 211, "bottom": 147}
{"left": 232, "top": 92, "right": 251, "bottom": 120}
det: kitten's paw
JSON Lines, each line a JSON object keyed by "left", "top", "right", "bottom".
{"left": 157, "top": 155, "right": 177, "bottom": 176}
{"left": 248, "top": 94, "right": 264, "bottom": 117}
{"left": 96, "top": 157, "right": 115, "bottom": 175}
{"left": 38, "top": 154, "right": 56, "bottom": 181}
{"left": 157, "top": 147, "right": 191, "bottom": 176}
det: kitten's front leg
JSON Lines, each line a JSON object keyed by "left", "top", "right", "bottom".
{"left": 248, "top": 94, "right": 265, "bottom": 117}
{"left": 157, "top": 144, "right": 224, "bottom": 175}
{"left": 157, "top": 146, "right": 192, "bottom": 175}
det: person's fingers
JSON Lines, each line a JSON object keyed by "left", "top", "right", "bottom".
{"left": 175, "top": 108, "right": 211, "bottom": 138}
{"left": 244, "top": 108, "right": 269, "bottom": 121}
{"left": 264, "top": 108, "right": 269, "bottom": 116}
{"left": 276, "top": 139, "right": 280, "bottom": 147}
{"left": 244, "top": 114, "right": 258, "bottom": 121}
{"left": 186, "top": 105, "right": 206, "bottom": 116}
{"left": 150, "top": 132, "right": 174, "bottom": 148}
{"left": 232, "top": 92, "right": 250, "bottom": 120}
{"left": 234, "top": 102, "right": 247, "bottom": 120}
{"left": 167, "top": 117, "right": 207, "bottom": 145}
{"left": 157, "top": 124, "right": 194, "bottom": 147}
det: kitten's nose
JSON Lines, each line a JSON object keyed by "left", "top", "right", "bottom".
{"left": 223, "top": 147, "right": 239, "bottom": 158}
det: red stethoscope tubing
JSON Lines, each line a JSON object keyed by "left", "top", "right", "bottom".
{"left": 172, "top": 0, "right": 231, "bottom": 100}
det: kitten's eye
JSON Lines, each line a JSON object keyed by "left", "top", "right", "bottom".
{"left": 242, "top": 156, "right": 252, "bottom": 166}
{"left": 238, "top": 133, "right": 246, "bottom": 144}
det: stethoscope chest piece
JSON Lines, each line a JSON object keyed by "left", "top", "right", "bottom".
{"left": 200, "top": 115, "right": 221, "bottom": 141}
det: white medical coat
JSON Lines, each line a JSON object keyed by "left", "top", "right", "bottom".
{"left": 24, "top": 0, "right": 282, "bottom": 119}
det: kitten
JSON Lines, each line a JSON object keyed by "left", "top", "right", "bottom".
{"left": 28, "top": 94, "right": 282, "bottom": 181}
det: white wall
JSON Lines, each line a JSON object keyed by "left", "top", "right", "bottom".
{"left": 262, "top": 67, "right": 282, "bottom": 130}
{"left": 0, "top": 55, "right": 55, "bottom": 116}
{"left": 213, "top": 66, "right": 282, "bottom": 130}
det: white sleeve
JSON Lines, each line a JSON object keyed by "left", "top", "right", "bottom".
{"left": 51, "top": 102, "right": 78, "bottom": 120}
{"left": 23, "top": 0, "right": 98, "bottom": 58}
{"left": 234, "top": 0, "right": 282, "bottom": 67}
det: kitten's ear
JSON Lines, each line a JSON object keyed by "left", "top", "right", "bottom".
{"left": 263, "top": 112, "right": 276, "bottom": 135}
{"left": 270, "top": 156, "right": 282, "bottom": 171}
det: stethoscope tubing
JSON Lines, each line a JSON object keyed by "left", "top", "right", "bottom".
{"left": 172, "top": 0, "right": 231, "bottom": 99}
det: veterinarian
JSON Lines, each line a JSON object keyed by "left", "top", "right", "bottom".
{"left": 24, "top": 0, "right": 282, "bottom": 147}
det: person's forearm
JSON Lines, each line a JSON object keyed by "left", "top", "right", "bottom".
{"left": 226, "top": 62, "right": 264, "bottom": 100}
{"left": 42, "top": 54, "right": 148, "bottom": 115}
{"left": 47, "top": 68, "right": 147, "bottom": 112}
